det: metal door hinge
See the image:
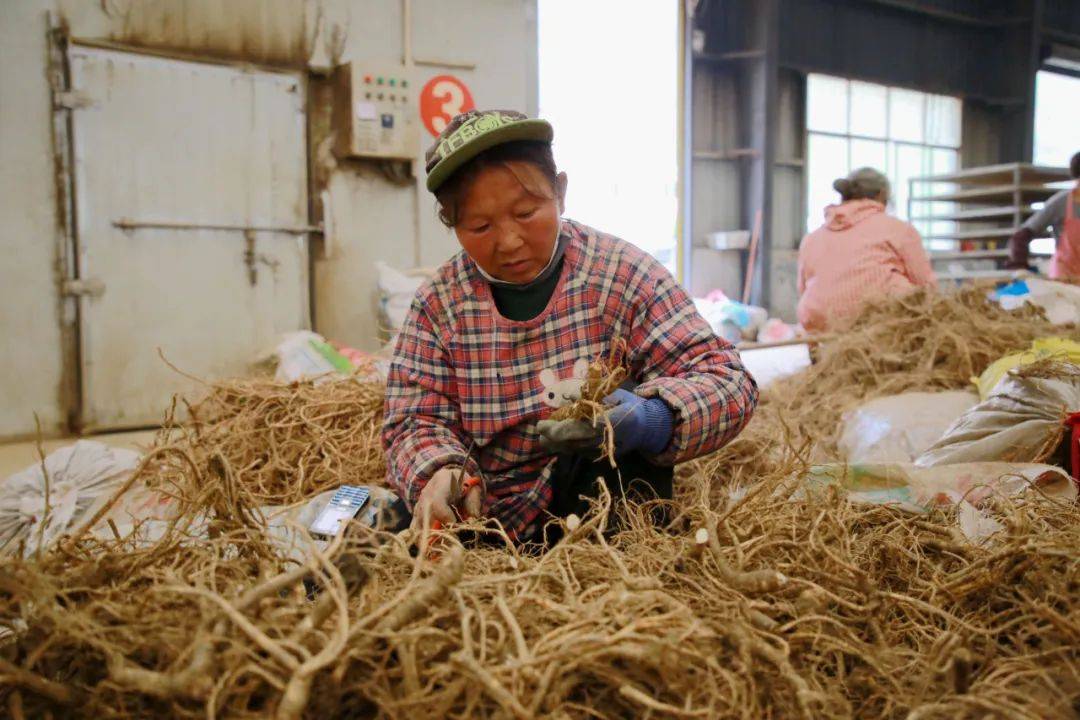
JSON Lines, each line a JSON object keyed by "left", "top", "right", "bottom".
{"left": 243, "top": 229, "right": 258, "bottom": 286}
{"left": 62, "top": 278, "right": 106, "bottom": 297}
{"left": 54, "top": 90, "right": 95, "bottom": 110}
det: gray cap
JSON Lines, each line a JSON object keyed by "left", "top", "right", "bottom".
{"left": 833, "top": 167, "right": 890, "bottom": 200}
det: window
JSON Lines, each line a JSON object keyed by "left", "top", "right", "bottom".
{"left": 539, "top": 0, "right": 678, "bottom": 270}
{"left": 1034, "top": 70, "right": 1080, "bottom": 167}
{"left": 805, "top": 74, "right": 962, "bottom": 246}
{"left": 1031, "top": 70, "right": 1080, "bottom": 255}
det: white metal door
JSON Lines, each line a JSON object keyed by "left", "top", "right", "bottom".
{"left": 68, "top": 46, "right": 310, "bottom": 430}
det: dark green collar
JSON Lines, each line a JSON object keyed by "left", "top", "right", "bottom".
{"left": 489, "top": 256, "right": 565, "bottom": 321}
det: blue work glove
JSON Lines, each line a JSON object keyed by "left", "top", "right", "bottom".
{"left": 537, "top": 389, "right": 674, "bottom": 457}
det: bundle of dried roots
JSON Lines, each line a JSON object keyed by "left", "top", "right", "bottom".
{"left": 151, "top": 377, "right": 387, "bottom": 506}
{"left": 549, "top": 342, "right": 630, "bottom": 464}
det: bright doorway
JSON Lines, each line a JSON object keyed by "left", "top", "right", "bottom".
{"left": 1031, "top": 70, "right": 1079, "bottom": 255}
{"left": 1034, "top": 70, "right": 1080, "bottom": 167}
{"left": 538, "top": 1, "right": 680, "bottom": 270}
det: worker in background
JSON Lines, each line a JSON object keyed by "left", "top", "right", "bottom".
{"left": 1006, "top": 151, "right": 1080, "bottom": 278}
{"left": 797, "top": 167, "right": 936, "bottom": 333}
{"left": 382, "top": 110, "right": 758, "bottom": 545}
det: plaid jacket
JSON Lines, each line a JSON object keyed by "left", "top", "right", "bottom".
{"left": 383, "top": 219, "right": 758, "bottom": 541}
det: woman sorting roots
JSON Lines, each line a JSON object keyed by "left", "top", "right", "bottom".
{"left": 797, "top": 167, "right": 937, "bottom": 333}
{"left": 382, "top": 109, "right": 759, "bottom": 545}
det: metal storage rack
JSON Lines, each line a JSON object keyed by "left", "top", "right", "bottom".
{"left": 908, "top": 162, "right": 1070, "bottom": 280}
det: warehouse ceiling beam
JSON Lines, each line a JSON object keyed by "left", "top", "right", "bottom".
{"left": 858, "top": 0, "right": 1028, "bottom": 27}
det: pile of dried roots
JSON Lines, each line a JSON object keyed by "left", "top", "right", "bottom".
{"left": 699, "top": 285, "right": 1075, "bottom": 486}
{"left": 2, "top": 286, "right": 1079, "bottom": 719}
{"left": 151, "top": 377, "right": 387, "bottom": 506}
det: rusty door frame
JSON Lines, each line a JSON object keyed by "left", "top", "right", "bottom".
{"left": 47, "top": 14, "right": 85, "bottom": 434}
{"left": 50, "top": 28, "right": 314, "bottom": 433}
{"left": 65, "top": 35, "right": 312, "bottom": 77}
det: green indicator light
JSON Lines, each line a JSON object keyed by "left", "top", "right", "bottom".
{"left": 377, "top": 77, "right": 384, "bottom": 85}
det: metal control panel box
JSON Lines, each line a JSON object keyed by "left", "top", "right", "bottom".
{"left": 333, "top": 62, "right": 418, "bottom": 160}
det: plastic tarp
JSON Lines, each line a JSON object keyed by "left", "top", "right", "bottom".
{"left": 839, "top": 391, "right": 979, "bottom": 464}
{"left": 377, "top": 262, "right": 430, "bottom": 337}
{"left": 1, "top": 440, "right": 141, "bottom": 557}
{"left": 973, "top": 337, "right": 1080, "bottom": 399}
{"left": 806, "top": 461, "right": 1076, "bottom": 513}
{"left": 86, "top": 483, "right": 181, "bottom": 547}
{"left": 273, "top": 331, "right": 344, "bottom": 384}
{"left": 1, "top": 439, "right": 405, "bottom": 562}
{"left": 693, "top": 294, "right": 769, "bottom": 343}
{"left": 272, "top": 331, "right": 389, "bottom": 384}
{"left": 805, "top": 461, "right": 1076, "bottom": 544}
{"left": 992, "top": 278, "right": 1080, "bottom": 326}
{"left": 89, "top": 485, "right": 402, "bottom": 559}
{"left": 917, "top": 367, "right": 1080, "bottom": 468}
{"left": 740, "top": 345, "right": 812, "bottom": 388}
{"left": 259, "top": 485, "right": 402, "bottom": 563}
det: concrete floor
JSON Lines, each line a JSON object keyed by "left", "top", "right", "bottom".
{"left": 0, "top": 429, "right": 157, "bottom": 479}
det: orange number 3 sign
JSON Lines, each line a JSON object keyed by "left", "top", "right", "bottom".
{"left": 419, "top": 75, "right": 476, "bottom": 137}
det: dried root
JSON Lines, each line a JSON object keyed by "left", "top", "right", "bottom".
{"left": 153, "top": 376, "right": 387, "bottom": 505}
{"left": 550, "top": 341, "right": 630, "bottom": 464}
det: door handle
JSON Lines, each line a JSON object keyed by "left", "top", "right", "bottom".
{"left": 62, "top": 278, "right": 106, "bottom": 297}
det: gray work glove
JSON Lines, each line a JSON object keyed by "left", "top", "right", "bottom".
{"left": 538, "top": 390, "right": 674, "bottom": 456}
{"left": 537, "top": 416, "right": 605, "bottom": 455}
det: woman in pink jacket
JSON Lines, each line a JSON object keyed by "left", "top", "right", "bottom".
{"left": 797, "top": 167, "right": 936, "bottom": 333}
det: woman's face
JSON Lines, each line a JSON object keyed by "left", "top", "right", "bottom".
{"left": 454, "top": 163, "right": 567, "bottom": 283}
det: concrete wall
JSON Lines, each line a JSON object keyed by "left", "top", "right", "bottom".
{"left": 0, "top": 0, "right": 537, "bottom": 439}
{"left": 314, "top": 0, "right": 538, "bottom": 350}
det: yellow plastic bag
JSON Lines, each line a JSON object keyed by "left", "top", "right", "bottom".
{"left": 974, "top": 337, "right": 1080, "bottom": 399}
